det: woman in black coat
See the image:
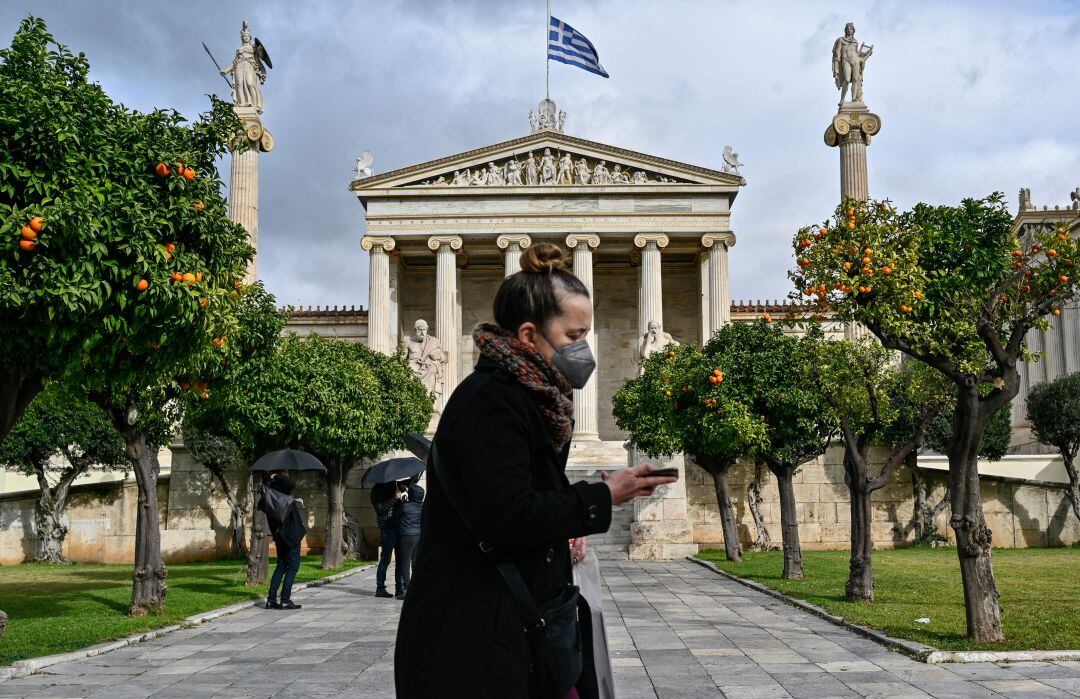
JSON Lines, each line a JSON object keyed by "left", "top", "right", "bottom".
{"left": 395, "top": 244, "right": 676, "bottom": 699}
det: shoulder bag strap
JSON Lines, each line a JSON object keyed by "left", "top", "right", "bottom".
{"left": 429, "top": 441, "right": 546, "bottom": 631}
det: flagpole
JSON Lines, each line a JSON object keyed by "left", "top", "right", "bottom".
{"left": 545, "top": 0, "right": 550, "bottom": 100}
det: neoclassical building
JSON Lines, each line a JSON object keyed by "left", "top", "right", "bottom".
{"left": 351, "top": 106, "right": 745, "bottom": 443}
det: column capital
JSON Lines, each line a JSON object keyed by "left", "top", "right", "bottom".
{"left": 496, "top": 233, "right": 532, "bottom": 250}
{"left": 566, "top": 233, "right": 600, "bottom": 250}
{"left": 361, "top": 235, "right": 396, "bottom": 253}
{"left": 701, "top": 232, "right": 736, "bottom": 249}
{"left": 427, "top": 235, "right": 463, "bottom": 252}
{"left": 824, "top": 110, "right": 882, "bottom": 148}
{"left": 633, "top": 233, "right": 669, "bottom": 250}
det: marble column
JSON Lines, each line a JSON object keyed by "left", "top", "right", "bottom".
{"left": 228, "top": 106, "right": 274, "bottom": 285}
{"left": 497, "top": 234, "right": 532, "bottom": 277}
{"left": 634, "top": 234, "right": 669, "bottom": 335}
{"left": 824, "top": 109, "right": 881, "bottom": 202}
{"left": 361, "top": 236, "right": 396, "bottom": 355}
{"left": 701, "top": 232, "right": 735, "bottom": 335}
{"left": 428, "top": 235, "right": 463, "bottom": 406}
{"left": 566, "top": 234, "right": 600, "bottom": 440}
{"left": 698, "top": 252, "right": 711, "bottom": 343}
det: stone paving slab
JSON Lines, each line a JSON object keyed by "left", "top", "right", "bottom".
{"left": 2, "top": 560, "right": 1080, "bottom": 697}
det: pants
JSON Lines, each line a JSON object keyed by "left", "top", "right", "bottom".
{"left": 396, "top": 534, "right": 420, "bottom": 592}
{"left": 268, "top": 540, "right": 301, "bottom": 603}
{"left": 376, "top": 528, "right": 402, "bottom": 592}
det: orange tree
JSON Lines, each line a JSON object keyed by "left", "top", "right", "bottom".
{"left": 182, "top": 283, "right": 288, "bottom": 565}
{"left": 613, "top": 336, "right": 766, "bottom": 562}
{"left": 244, "top": 334, "right": 433, "bottom": 570}
{"left": 0, "top": 382, "right": 126, "bottom": 563}
{"left": 0, "top": 18, "right": 255, "bottom": 613}
{"left": 808, "top": 340, "right": 950, "bottom": 601}
{"left": 790, "top": 193, "right": 1080, "bottom": 641}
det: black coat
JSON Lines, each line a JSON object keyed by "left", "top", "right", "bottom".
{"left": 371, "top": 481, "right": 401, "bottom": 530}
{"left": 399, "top": 484, "right": 424, "bottom": 537}
{"left": 259, "top": 480, "right": 307, "bottom": 550}
{"left": 394, "top": 356, "right": 612, "bottom": 699}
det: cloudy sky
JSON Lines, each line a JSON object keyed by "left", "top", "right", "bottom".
{"left": 3, "top": 0, "right": 1078, "bottom": 309}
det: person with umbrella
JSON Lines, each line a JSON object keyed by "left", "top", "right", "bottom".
{"left": 363, "top": 455, "right": 426, "bottom": 599}
{"left": 251, "top": 449, "right": 324, "bottom": 610}
{"left": 395, "top": 475, "right": 425, "bottom": 599}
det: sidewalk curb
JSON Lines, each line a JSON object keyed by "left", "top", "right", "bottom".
{"left": 0, "top": 562, "right": 375, "bottom": 682}
{"left": 689, "top": 557, "right": 1080, "bottom": 664}
{"left": 689, "top": 557, "right": 936, "bottom": 662}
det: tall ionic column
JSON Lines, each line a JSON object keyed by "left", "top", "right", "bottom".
{"left": 634, "top": 234, "right": 669, "bottom": 335}
{"left": 228, "top": 107, "right": 274, "bottom": 284}
{"left": 701, "top": 232, "right": 735, "bottom": 334}
{"left": 824, "top": 110, "right": 881, "bottom": 203}
{"left": 566, "top": 234, "right": 600, "bottom": 440}
{"left": 497, "top": 234, "right": 532, "bottom": 277}
{"left": 698, "top": 252, "right": 711, "bottom": 343}
{"left": 429, "top": 236, "right": 463, "bottom": 406}
{"left": 361, "top": 236, "right": 396, "bottom": 354}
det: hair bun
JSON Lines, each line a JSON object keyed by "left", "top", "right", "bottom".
{"left": 520, "top": 242, "right": 565, "bottom": 274}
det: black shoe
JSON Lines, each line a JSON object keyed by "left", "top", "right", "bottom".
{"left": 280, "top": 601, "right": 302, "bottom": 610}
{"left": 395, "top": 591, "right": 406, "bottom": 600}
{"left": 264, "top": 599, "right": 280, "bottom": 610}
{"left": 375, "top": 588, "right": 393, "bottom": 598}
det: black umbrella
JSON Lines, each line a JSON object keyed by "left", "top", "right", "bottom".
{"left": 361, "top": 456, "right": 426, "bottom": 487}
{"left": 404, "top": 433, "right": 432, "bottom": 461}
{"left": 250, "top": 448, "right": 327, "bottom": 472}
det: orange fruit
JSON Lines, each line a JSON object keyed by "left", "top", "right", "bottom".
{"left": 763, "top": 313, "right": 773, "bottom": 323}
{"left": 19, "top": 239, "right": 36, "bottom": 251}
{"left": 155, "top": 162, "right": 170, "bottom": 177}
{"left": 199, "top": 298, "right": 209, "bottom": 308}
{"left": 1048, "top": 249, "right": 1057, "bottom": 257}
{"left": 847, "top": 221, "right": 855, "bottom": 230}
{"left": 1012, "top": 250, "right": 1024, "bottom": 258}
{"left": 1000, "top": 294, "right": 1008, "bottom": 302}
{"left": 800, "top": 239, "right": 812, "bottom": 248}
{"left": 882, "top": 266, "right": 892, "bottom": 275}
{"left": 165, "top": 243, "right": 176, "bottom": 252}
{"left": 20, "top": 225, "right": 36, "bottom": 240}
{"left": 864, "top": 248, "right": 873, "bottom": 255}
{"left": 194, "top": 201, "right": 205, "bottom": 212}
{"left": 182, "top": 272, "right": 196, "bottom": 285}
{"left": 914, "top": 290, "right": 922, "bottom": 298}
{"left": 28, "top": 217, "right": 44, "bottom": 233}
{"left": 847, "top": 208, "right": 855, "bottom": 216}
{"left": 819, "top": 228, "right": 828, "bottom": 236}
{"left": 135, "top": 279, "right": 149, "bottom": 292}
{"left": 182, "top": 167, "right": 195, "bottom": 181}
{"left": 843, "top": 261, "right": 852, "bottom": 270}
{"left": 212, "top": 337, "right": 224, "bottom": 349}
{"left": 1053, "top": 309, "right": 1062, "bottom": 316}
{"left": 1060, "top": 275, "right": 1069, "bottom": 283}
{"left": 862, "top": 268, "right": 873, "bottom": 275}
{"left": 200, "top": 392, "right": 209, "bottom": 400}
{"left": 195, "top": 272, "right": 203, "bottom": 282}
{"left": 862, "top": 256, "right": 872, "bottom": 265}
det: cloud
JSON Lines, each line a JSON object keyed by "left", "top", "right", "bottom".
{"left": 2, "top": 0, "right": 1077, "bottom": 310}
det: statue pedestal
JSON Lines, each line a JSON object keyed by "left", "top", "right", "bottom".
{"left": 228, "top": 106, "right": 274, "bottom": 285}
{"left": 824, "top": 104, "right": 881, "bottom": 203}
{"left": 626, "top": 447, "right": 699, "bottom": 560}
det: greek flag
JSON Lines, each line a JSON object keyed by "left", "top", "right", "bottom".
{"left": 548, "top": 16, "right": 609, "bottom": 78}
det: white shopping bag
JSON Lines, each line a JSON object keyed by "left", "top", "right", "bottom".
{"left": 573, "top": 549, "right": 616, "bottom": 699}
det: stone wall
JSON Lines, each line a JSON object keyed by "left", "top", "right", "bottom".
{"left": 685, "top": 445, "right": 1080, "bottom": 550}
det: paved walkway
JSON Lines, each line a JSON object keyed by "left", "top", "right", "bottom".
{"left": 2, "top": 560, "right": 1079, "bottom": 698}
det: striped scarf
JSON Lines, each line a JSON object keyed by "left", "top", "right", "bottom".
{"left": 473, "top": 323, "right": 574, "bottom": 450}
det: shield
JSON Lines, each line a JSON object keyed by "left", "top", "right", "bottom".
{"left": 250, "top": 448, "right": 327, "bottom": 472}
{"left": 361, "top": 456, "right": 426, "bottom": 487}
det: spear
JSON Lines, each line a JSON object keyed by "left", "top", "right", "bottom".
{"left": 202, "top": 41, "right": 233, "bottom": 91}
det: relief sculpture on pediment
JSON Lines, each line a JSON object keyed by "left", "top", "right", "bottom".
{"left": 411, "top": 149, "right": 686, "bottom": 188}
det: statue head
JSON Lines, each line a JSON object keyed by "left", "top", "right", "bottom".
{"left": 414, "top": 319, "right": 428, "bottom": 341}
{"left": 613, "top": 164, "right": 622, "bottom": 173}
{"left": 647, "top": 320, "right": 660, "bottom": 337}
{"left": 241, "top": 20, "right": 253, "bottom": 45}
{"left": 844, "top": 22, "right": 855, "bottom": 38}
{"left": 544, "top": 148, "right": 551, "bottom": 156}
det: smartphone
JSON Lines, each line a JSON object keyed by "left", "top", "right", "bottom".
{"left": 648, "top": 467, "right": 679, "bottom": 478}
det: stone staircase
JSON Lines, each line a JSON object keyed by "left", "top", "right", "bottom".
{"left": 566, "top": 440, "right": 632, "bottom": 560}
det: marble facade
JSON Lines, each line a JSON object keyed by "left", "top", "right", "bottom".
{"left": 352, "top": 123, "right": 744, "bottom": 443}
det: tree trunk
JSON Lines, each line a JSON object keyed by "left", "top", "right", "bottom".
{"left": 1059, "top": 449, "right": 1080, "bottom": 524}
{"left": 747, "top": 462, "right": 773, "bottom": 551}
{"left": 949, "top": 387, "right": 1005, "bottom": 643}
{"left": 773, "top": 466, "right": 803, "bottom": 579}
{"left": 846, "top": 484, "right": 875, "bottom": 601}
{"left": 909, "top": 452, "right": 949, "bottom": 545}
{"left": 701, "top": 457, "right": 741, "bottom": 562}
{"left": 209, "top": 465, "right": 249, "bottom": 558}
{"left": 0, "top": 610, "right": 6, "bottom": 643}
{"left": 0, "top": 364, "right": 43, "bottom": 446}
{"left": 246, "top": 474, "right": 269, "bottom": 586}
{"left": 322, "top": 457, "right": 348, "bottom": 569}
{"left": 32, "top": 465, "right": 76, "bottom": 564}
{"left": 121, "top": 422, "right": 167, "bottom": 615}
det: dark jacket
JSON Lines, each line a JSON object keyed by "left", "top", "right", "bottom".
{"left": 260, "top": 476, "right": 307, "bottom": 550}
{"left": 394, "top": 356, "right": 612, "bottom": 699}
{"left": 398, "top": 484, "right": 424, "bottom": 537}
{"left": 370, "top": 481, "right": 401, "bottom": 530}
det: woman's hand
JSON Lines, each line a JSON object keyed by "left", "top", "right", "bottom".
{"left": 601, "top": 465, "right": 678, "bottom": 506}
{"left": 569, "top": 537, "right": 587, "bottom": 566}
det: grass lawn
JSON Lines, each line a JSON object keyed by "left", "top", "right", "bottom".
{"left": 698, "top": 547, "right": 1080, "bottom": 652}
{"left": 0, "top": 556, "right": 368, "bottom": 665}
